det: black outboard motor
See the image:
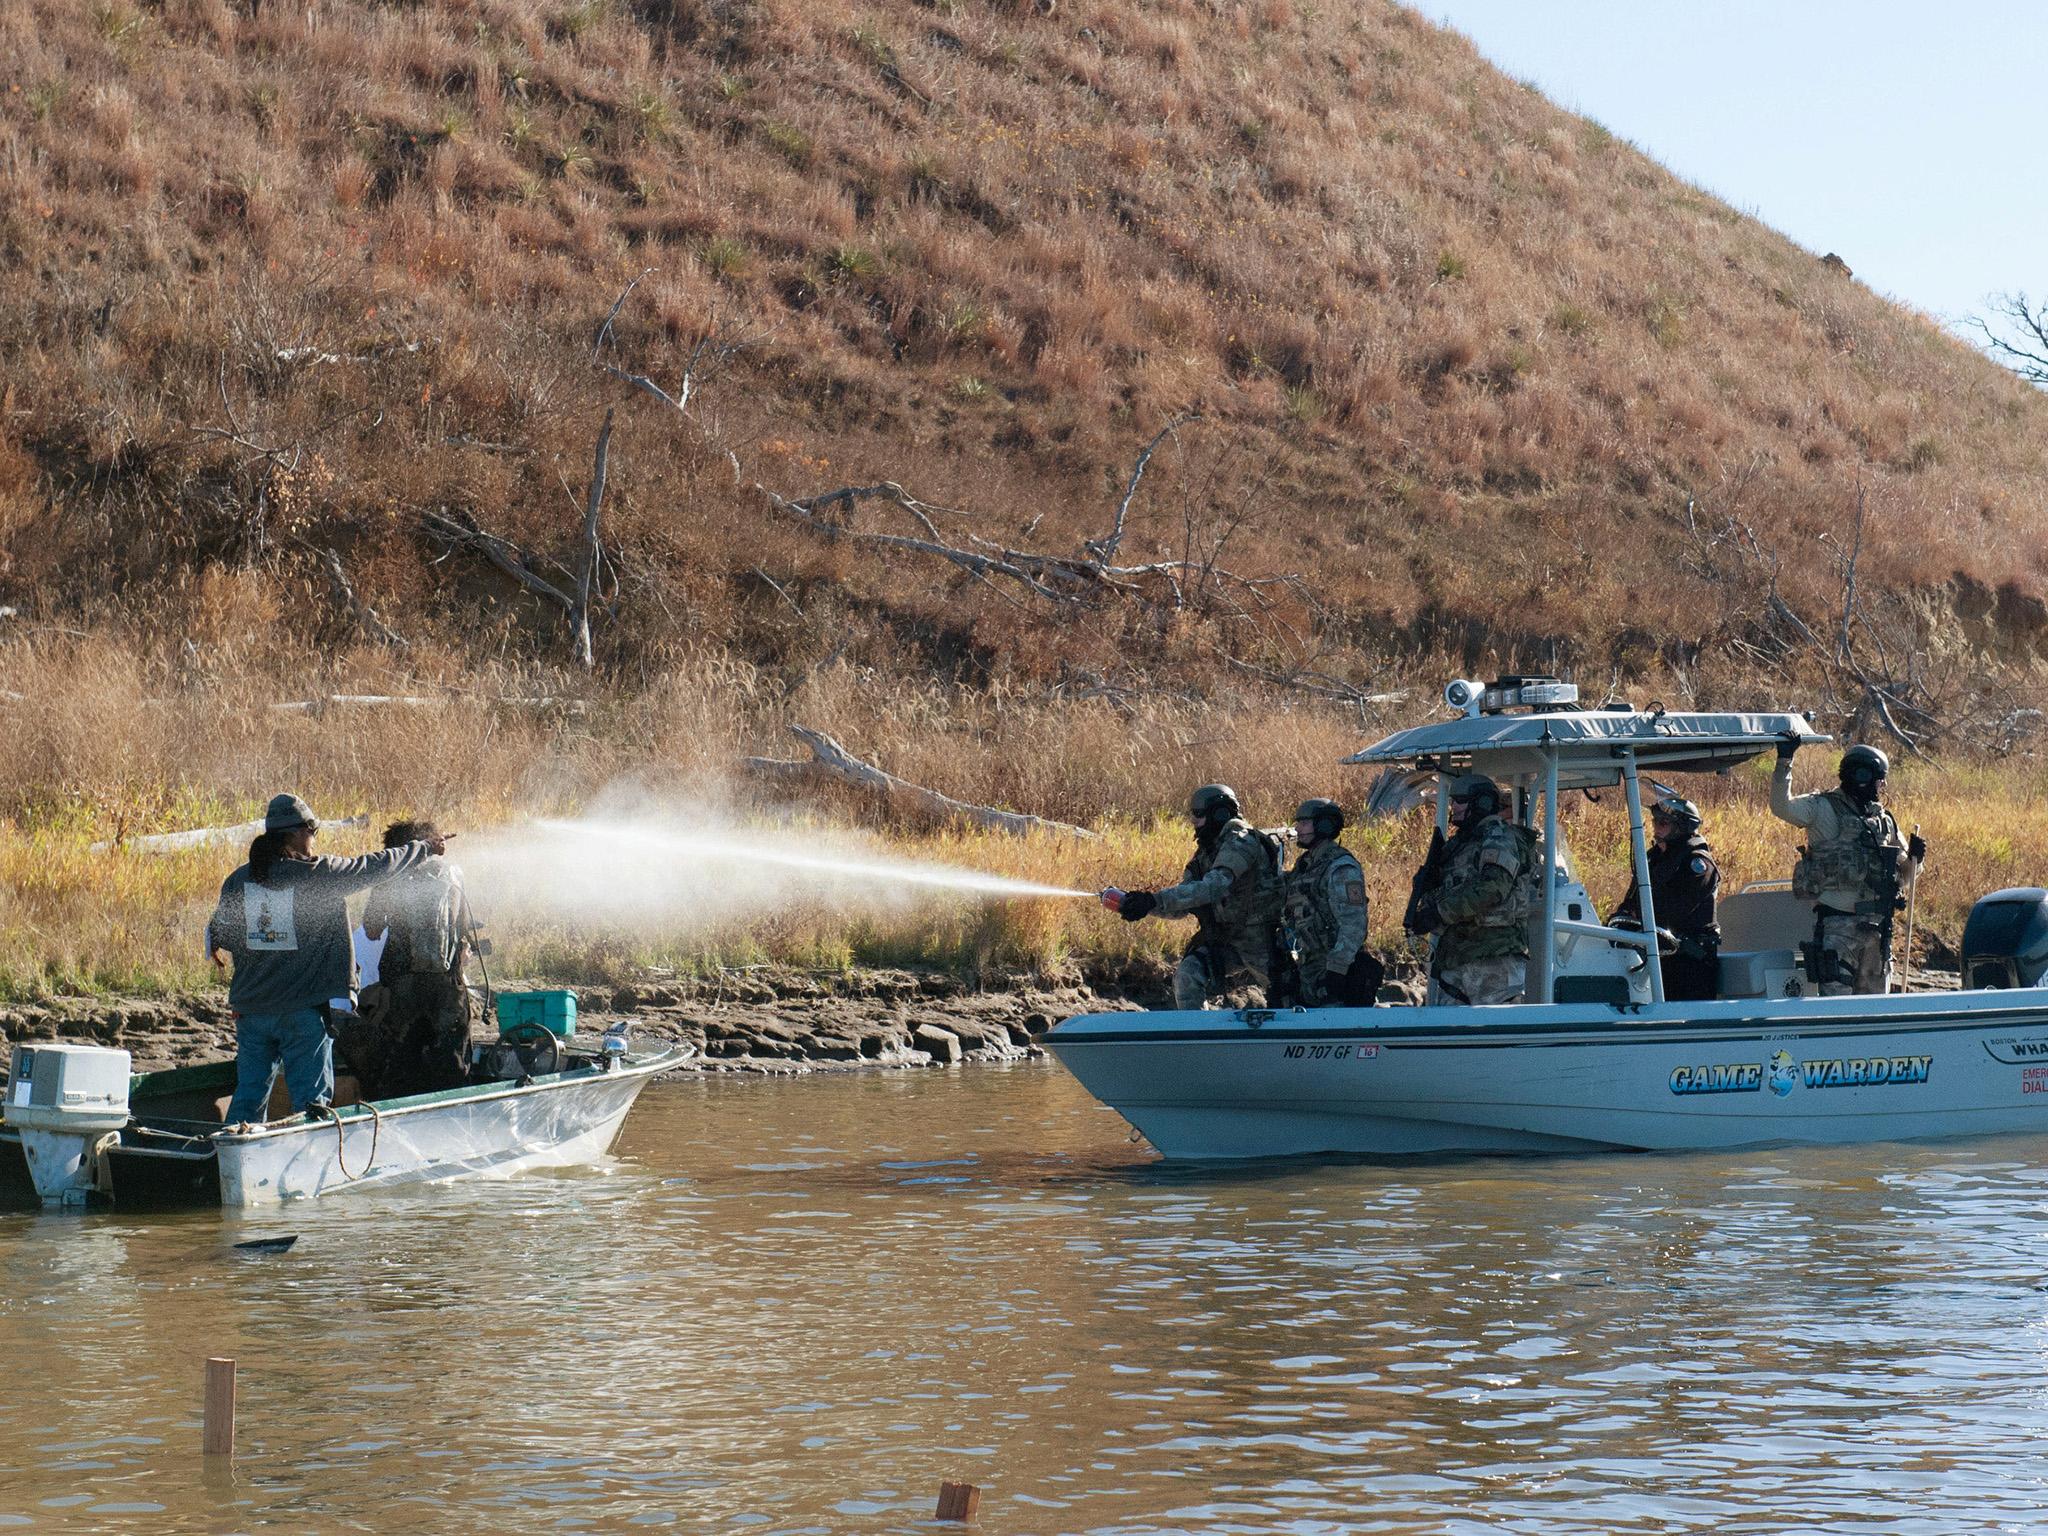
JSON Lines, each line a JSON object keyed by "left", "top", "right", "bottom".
{"left": 1961, "top": 888, "right": 2048, "bottom": 989}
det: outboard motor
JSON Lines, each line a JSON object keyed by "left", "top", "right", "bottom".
{"left": 4, "top": 1043, "right": 132, "bottom": 1206}
{"left": 1961, "top": 888, "right": 2048, "bottom": 989}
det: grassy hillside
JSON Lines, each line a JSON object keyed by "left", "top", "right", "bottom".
{"left": 4, "top": 0, "right": 2046, "bottom": 688}
{"left": 4, "top": 0, "right": 2048, "bottom": 997}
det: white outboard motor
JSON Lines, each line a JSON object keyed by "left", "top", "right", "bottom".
{"left": 4, "top": 1043, "right": 132, "bottom": 1206}
{"left": 1962, "top": 889, "right": 2048, "bottom": 990}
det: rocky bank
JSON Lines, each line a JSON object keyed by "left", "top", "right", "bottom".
{"left": 0, "top": 961, "right": 1197, "bottom": 1076}
{"left": 2, "top": 956, "right": 1951, "bottom": 1080}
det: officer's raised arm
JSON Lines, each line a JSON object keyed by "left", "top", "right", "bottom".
{"left": 1770, "top": 734, "right": 1820, "bottom": 828}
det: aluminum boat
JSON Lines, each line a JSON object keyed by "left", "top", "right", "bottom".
{"left": 2, "top": 1035, "right": 688, "bottom": 1209}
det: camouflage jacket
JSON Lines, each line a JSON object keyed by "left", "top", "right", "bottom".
{"left": 1153, "top": 818, "right": 1286, "bottom": 957}
{"left": 1432, "top": 815, "right": 1539, "bottom": 969}
{"left": 1284, "top": 841, "right": 1369, "bottom": 984}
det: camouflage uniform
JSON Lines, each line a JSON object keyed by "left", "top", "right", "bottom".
{"left": 1425, "top": 816, "right": 1539, "bottom": 1006}
{"left": 1284, "top": 840, "right": 1374, "bottom": 1006}
{"left": 1153, "top": 817, "right": 1286, "bottom": 1009}
{"left": 1771, "top": 762, "right": 1911, "bottom": 996}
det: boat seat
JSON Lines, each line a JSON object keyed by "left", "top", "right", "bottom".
{"left": 1719, "top": 882, "right": 1811, "bottom": 952}
{"left": 1718, "top": 948, "right": 1800, "bottom": 1000}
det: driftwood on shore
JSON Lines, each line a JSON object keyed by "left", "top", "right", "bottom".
{"left": 256, "top": 694, "right": 586, "bottom": 715}
{"left": 742, "top": 725, "right": 1098, "bottom": 840}
{"left": 92, "top": 813, "right": 371, "bottom": 855}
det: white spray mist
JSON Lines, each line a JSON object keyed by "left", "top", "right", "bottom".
{"left": 451, "top": 796, "right": 1091, "bottom": 942}
{"left": 537, "top": 819, "right": 1091, "bottom": 899}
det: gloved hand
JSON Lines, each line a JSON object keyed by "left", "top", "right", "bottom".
{"left": 1406, "top": 894, "right": 1440, "bottom": 936}
{"left": 1908, "top": 833, "right": 1927, "bottom": 863}
{"left": 1118, "top": 890, "right": 1157, "bottom": 922}
{"left": 1776, "top": 732, "right": 1800, "bottom": 762}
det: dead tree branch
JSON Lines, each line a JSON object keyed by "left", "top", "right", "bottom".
{"left": 592, "top": 272, "right": 775, "bottom": 422}
{"left": 191, "top": 358, "right": 381, "bottom": 469}
{"left": 1216, "top": 652, "right": 1407, "bottom": 711}
{"left": 740, "top": 725, "right": 1099, "bottom": 840}
{"left": 312, "top": 545, "right": 407, "bottom": 649}
{"left": 1086, "top": 414, "right": 1199, "bottom": 565}
{"left": 420, "top": 506, "right": 574, "bottom": 610}
{"left": 1969, "top": 291, "right": 2048, "bottom": 386}
{"left": 758, "top": 483, "right": 1089, "bottom": 603}
{"left": 570, "top": 408, "right": 613, "bottom": 669}
{"left": 421, "top": 410, "right": 613, "bottom": 669}
{"left": 759, "top": 472, "right": 1300, "bottom": 625}
{"left": 1667, "top": 485, "right": 1986, "bottom": 756}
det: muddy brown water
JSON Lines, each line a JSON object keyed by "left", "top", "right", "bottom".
{"left": 5, "top": 1060, "right": 2048, "bottom": 1533}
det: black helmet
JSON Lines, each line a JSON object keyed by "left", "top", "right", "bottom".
{"left": 1294, "top": 797, "right": 1345, "bottom": 844}
{"left": 1651, "top": 794, "right": 1702, "bottom": 832}
{"left": 1188, "top": 783, "right": 1240, "bottom": 824}
{"left": 1445, "top": 772, "right": 1502, "bottom": 818}
{"left": 1839, "top": 744, "right": 1888, "bottom": 792}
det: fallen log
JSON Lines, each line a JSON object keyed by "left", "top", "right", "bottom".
{"left": 268, "top": 695, "right": 437, "bottom": 714}
{"left": 741, "top": 725, "right": 1098, "bottom": 840}
{"left": 92, "top": 813, "right": 371, "bottom": 855}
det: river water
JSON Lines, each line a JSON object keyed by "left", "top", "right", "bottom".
{"left": 5, "top": 1062, "right": 2048, "bottom": 1534}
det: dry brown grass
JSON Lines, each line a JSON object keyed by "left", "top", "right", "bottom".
{"left": 2, "top": 0, "right": 2046, "bottom": 701}
{"left": 3, "top": 630, "right": 2046, "bottom": 999}
{"left": 0, "top": 626, "right": 1379, "bottom": 995}
{"left": 5, "top": 1, "right": 2048, "bottom": 995}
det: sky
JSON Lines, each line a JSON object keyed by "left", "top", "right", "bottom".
{"left": 1418, "top": 1, "right": 2045, "bottom": 342}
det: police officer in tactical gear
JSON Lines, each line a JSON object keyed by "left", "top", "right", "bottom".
{"left": 1771, "top": 740, "right": 1926, "bottom": 995}
{"left": 1101, "top": 783, "right": 1287, "bottom": 1009}
{"left": 1611, "top": 794, "right": 1721, "bottom": 1002}
{"left": 1408, "top": 773, "right": 1540, "bottom": 1005}
{"left": 1282, "top": 798, "right": 1382, "bottom": 1008}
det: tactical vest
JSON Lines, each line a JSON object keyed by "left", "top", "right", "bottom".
{"left": 1185, "top": 820, "right": 1286, "bottom": 946}
{"left": 1435, "top": 818, "right": 1540, "bottom": 966}
{"left": 1791, "top": 790, "right": 1901, "bottom": 910}
{"left": 1284, "top": 842, "right": 1365, "bottom": 959}
{"left": 1444, "top": 820, "right": 1540, "bottom": 932}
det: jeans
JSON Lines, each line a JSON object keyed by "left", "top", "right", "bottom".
{"left": 225, "top": 1007, "right": 333, "bottom": 1123}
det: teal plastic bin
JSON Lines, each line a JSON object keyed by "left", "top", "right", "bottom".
{"left": 496, "top": 989, "right": 578, "bottom": 1039}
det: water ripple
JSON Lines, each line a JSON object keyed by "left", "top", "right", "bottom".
{"left": 7, "top": 1064, "right": 2048, "bottom": 1532}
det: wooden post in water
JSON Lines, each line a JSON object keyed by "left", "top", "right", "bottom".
{"left": 202, "top": 1358, "right": 236, "bottom": 1457}
{"left": 935, "top": 1481, "right": 981, "bottom": 1521}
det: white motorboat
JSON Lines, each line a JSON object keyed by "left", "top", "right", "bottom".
{"left": 2, "top": 1032, "right": 689, "bottom": 1209}
{"left": 1048, "top": 676, "right": 2048, "bottom": 1160}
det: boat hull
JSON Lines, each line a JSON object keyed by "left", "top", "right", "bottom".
{"left": 1046, "top": 993, "right": 2048, "bottom": 1160}
{"left": 213, "top": 1052, "right": 681, "bottom": 1205}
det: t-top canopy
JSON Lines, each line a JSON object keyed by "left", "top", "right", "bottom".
{"left": 1345, "top": 707, "right": 1831, "bottom": 789}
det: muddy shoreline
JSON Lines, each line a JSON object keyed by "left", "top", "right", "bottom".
{"left": 0, "top": 956, "right": 1958, "bottom": 1079}
{"left": 0, "top": 961, "right": 1192, "bottom": 1077}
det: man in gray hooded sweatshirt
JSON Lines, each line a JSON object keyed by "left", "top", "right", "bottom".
{"left": 207, "top": 794, "right": 447, "bottom": 1123}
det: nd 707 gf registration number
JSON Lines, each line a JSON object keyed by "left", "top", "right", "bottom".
{"left": 1282, "top": 1043, "right": 1378, "bottom": 1060}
